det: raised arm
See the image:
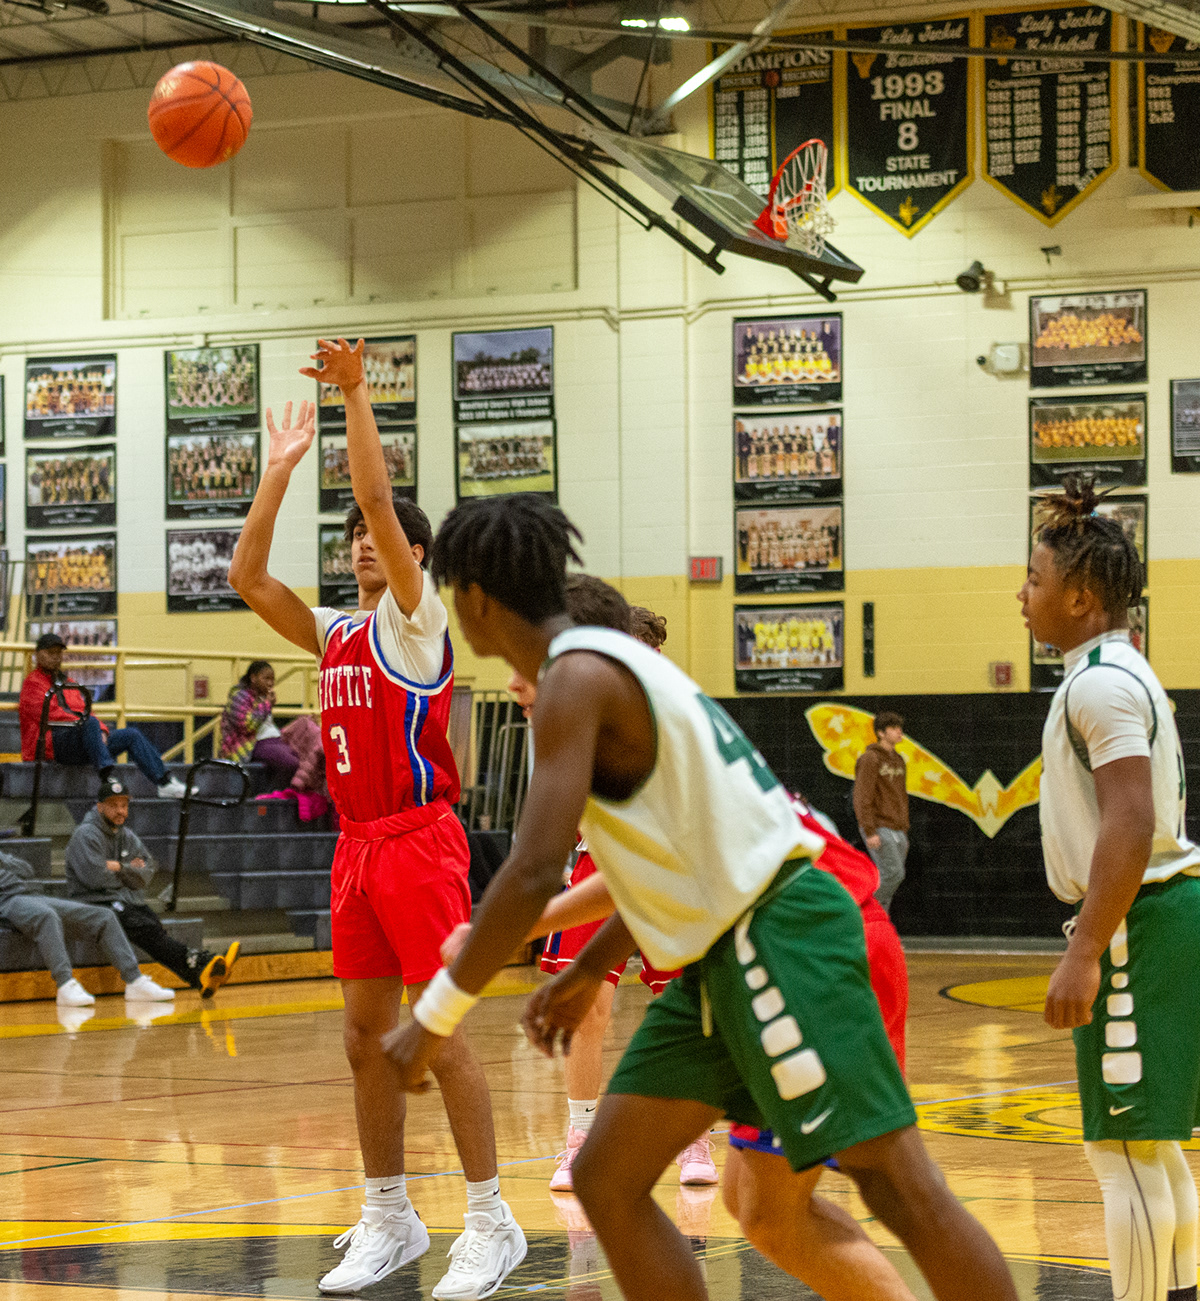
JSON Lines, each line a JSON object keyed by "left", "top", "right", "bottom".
{"left": 300, "top": 339, "right": 424, "bottom": 616}
{"left": 228, "top": 401, "right": 322, "bottom": 656}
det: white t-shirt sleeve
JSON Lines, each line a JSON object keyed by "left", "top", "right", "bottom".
{"left": 1067, "top": 667, "right": 1154, "bottom": 770}
{"left": 372, "top": 572, "right": 450, "bottom": 685}
{"left": 311, "top": 606, "right": 349, "bottom": 655}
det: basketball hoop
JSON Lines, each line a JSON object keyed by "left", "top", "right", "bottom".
{"left": 752, "top": 139, "right": 835, "bottom": 258}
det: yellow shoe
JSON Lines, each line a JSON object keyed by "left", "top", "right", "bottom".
{"left": 199, "top": 940, "right": 240, "bottom": 1000}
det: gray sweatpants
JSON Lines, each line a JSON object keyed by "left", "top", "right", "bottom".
{"left": 0, "top": 896, "right": 142, "bottom": 986}
{"left": 860, "top": 827, "right": 909, "bottom": 913}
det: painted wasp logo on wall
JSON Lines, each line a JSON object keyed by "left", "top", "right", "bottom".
{"left": 805, "top": 703, "right": 1042, "bottom": 838}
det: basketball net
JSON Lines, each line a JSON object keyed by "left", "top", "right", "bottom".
{"left": 752, "top": 139, "right": 835, "bottom": 257}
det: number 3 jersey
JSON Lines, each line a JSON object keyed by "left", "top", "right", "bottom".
{"left": 544, "top": 626, "right": 824, "bottom": 971}
{"left": 312, "top": 572, "right": 460, "bottom": 824}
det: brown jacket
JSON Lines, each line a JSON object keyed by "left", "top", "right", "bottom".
{"left": 853, "top": 742, "right": 909, "bottom": 835}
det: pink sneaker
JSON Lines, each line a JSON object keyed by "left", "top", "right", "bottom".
{"left": 549, "top": 1125, "right": 588, "bottom": 1192}
{"left": 676, "top": 1137, "right": 718, "bottom": 1185}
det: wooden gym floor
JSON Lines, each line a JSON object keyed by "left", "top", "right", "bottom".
{"left": 0, "top": 952, "right": 1190, "bottom": 1300}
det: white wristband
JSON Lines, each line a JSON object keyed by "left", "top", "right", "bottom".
{"left": 413, "top": 968, "right": 478, "bottom": 1037}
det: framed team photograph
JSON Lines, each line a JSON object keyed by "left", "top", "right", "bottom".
{"left": 26, "top": 445, "right": 115, "bottom": 531}
{"left": 732, "top": 314, "right": 842, "bottom": 407}
{"left": 734, "top": 502, "right": 844, "bottom": 594}
{"left": 165, "top": 528, "right": 246, "bottom": 613}
{"left": 0, "top": 373, "right": 5, "bottom": 456}
{"left": 1030, "top": 493, "right": 1147, "bottom": 568}
{"left": 734, "top": 409, "right": 842, "bottom": 502}
{"left": 319, "top": 524, "right": 358, "bottom": 608}
{"left": 318, "top": 336, "right": 416, "bottom": 427}
{"left": 164, "top": 344, "right": 259, "bottom": 435}
{"left": 24, "top": 354, "right": 116, "bottom": 440}
{"left": 735, "top": 602, "right": 844, "bottom": 693}
{"left": 166, "top": 431, "right": 259, "bottom": 520}
{"left": 320, "top": 426, "right": 415, "bottom": 513}
{"left": 1032, "top": 598, "right": 1148, "bottom": 692}
{"left": 27, "top": 618, "right": 118, "bottom": 698}
{"left": 0, "top": 463, "right": 6, "bottom": 544}
{"left": 1171, "top": 379, "right": 1200, "bottom": 474}
{"left": 1029, "top": 394, "right": 1147, "bottom": 489}
{"left": 456, "top": 420, "right": 557, "bottom": 501}
{"left": 1029, "top": 290, "right": 1147, "bottom": 389}
{"left": 25, "top": 533, "right": 117, "bottom": 617}
{"left": 452, "top": 327, "right": 553, "bottom": 423}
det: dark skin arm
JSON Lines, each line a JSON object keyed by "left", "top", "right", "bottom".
{"left": 1044, "top": 754, "right": 1155, "bottom": 1030}
{"left": 381, "top": 651, "right": 656, "bottom": 1090}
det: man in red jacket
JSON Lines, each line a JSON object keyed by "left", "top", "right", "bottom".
{"left": 20, "top": 633, "right": 185, "bottom": 798}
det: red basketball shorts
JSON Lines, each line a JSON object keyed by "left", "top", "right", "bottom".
{"left": 540, "top": 851, "right": 681, "bottom": 992}
{"left": 331, "top": 799, "right": 471, "bottom": 985}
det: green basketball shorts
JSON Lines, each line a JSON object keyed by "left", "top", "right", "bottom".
{"left": 1074, "top": 871, "right": 1200, "bottom": 1142}
{"left": 606, "top": 860, "right": 916, "bottom": 1171}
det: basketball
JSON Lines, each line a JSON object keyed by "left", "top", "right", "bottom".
{"left": 147, "top": 61, "right": 252, "bottom": 169}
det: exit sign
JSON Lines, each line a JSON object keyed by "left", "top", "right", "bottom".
{"left": 690, "top": 556, "right": 723, "bottom": 583}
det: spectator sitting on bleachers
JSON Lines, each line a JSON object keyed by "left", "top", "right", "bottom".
{"left": 0, "top": 847, "right": 173, "bottom": 1005}
{"left": 20, "top": 632, "right": 186, "bottom": 798}
{"left": 218, "top": 660, "right": 300, "bottom": 789}
{"left": 65, "top": 776, "right": 241, "bottom": 999}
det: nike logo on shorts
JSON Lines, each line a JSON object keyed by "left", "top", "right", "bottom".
{"left": 800, "top": 1106, "right": 835, "bottom": 1135}
{"left": 1109, "top": 1104, "right": 1134, "bottom": 1116}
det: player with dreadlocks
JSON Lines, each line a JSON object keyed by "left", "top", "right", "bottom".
{"left": 386, "top": 492, "right": 1018, "bottom": 1301}
{"left": 1022, "top": 472, "right": 1200, "bottom": 1301}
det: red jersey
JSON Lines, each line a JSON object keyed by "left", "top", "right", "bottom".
{"left": 19, "top": 667, "right": 105, "bottom": 761}
{"left": 314, "top": 578, "right": 461, "bottom": 823}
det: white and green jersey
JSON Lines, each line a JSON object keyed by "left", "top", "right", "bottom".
{"left": 544, "top": 626, "right": 824, "bottom": 970}
{"left": 1040, "top": 630, "right": 1200, "bottom": 903}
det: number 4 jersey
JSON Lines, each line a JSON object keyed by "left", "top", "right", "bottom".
{"left": 544, "top": 626, "right": 824, "bottom": 972}
{"left": 312, "top": 573, "right": 460, "bottom": 823}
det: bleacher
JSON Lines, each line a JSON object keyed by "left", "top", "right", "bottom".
{"left": 0, "top": 681, "right": 526, "bottom": 994}
{"left": 0, "top": 722, "right": 338, "bottom": 975}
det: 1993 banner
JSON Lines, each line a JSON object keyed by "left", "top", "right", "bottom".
{"left": 844, "top": 18, "right": 973, "bottom": 234}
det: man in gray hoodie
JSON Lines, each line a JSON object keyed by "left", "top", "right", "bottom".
{"left": 0, "top": 847, "right": 172, "bottom": 1005}
{"left": 65, "top": 775, "right": 240, "bottom": 999}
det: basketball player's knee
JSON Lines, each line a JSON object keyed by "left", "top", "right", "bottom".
{"left": 570, "top": 1140, "right": 613, "bottom": 1217}
{"left": 342, "top": 1018, "right": 387, "bottom": 1071}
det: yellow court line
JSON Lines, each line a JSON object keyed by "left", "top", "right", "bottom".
{"left": 0, "top": 969, "right": 544, "bottom": 1040}
{"left": 942, "top": 975, "right": 1050, "bottom": 1010}
{"left": 0, "top": 1221, "right": 344, "bottom": 1249}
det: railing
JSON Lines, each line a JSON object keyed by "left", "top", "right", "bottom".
{"left": 11, "top": 677, "right": 94, "bottom": 837}
{"left": 165, "top": 759, "right": 251, "bottom": 912}
{"left": 459, "top": 691, "right": 530, "bottom": 833}
{"left": 0, "top": 642, "right": 321, "bottom": 765}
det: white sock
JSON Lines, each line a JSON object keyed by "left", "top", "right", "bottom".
{"left": 365, "top": 1175, "right": 410, "bottom": 1216}
{"left": 1162, "top": 1141, "right": 1199, "bottom": 1295}
{"left": 568, "top": 1098, "right": 598, "bottom": 1135}
{"left": 465, "top": 1176, "right": 502, "bottom": 1220}
{"left": 1087, "top": 1140, "right": 1177, "bottom": 1301}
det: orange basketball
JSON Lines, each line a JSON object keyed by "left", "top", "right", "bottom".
{"left": 147, "top": 61, "right": 252, "bottom": 169}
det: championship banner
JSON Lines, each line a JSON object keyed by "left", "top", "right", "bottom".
{"left": 982, "top": 5, "right": 1117, "bottom": 224}
{"left": 843, "top": 18, "right": 973, "bottom": 235}
{"left": 1137, "top": 24, "right": 1200, "bottom": 193}
{"left": 710, "top": 34, "right": 838, "bottom": 198}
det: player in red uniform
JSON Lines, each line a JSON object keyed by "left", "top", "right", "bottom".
{"left": 229, "top": 339, "right": 525, "bottom": 1299}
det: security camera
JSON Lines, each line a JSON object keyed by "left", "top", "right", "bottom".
{"left": 957, "top": 260, "right": 989, "bottom": 293}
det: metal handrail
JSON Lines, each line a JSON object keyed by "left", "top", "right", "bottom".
{"left": 166, "top": 758, "right": 251, "bottom": 913}
{"left": 13, "top": 678, "right": 93, "bottom": 838}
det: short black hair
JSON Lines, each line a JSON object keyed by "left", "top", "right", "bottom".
{"left": 874, "top": 711, "right": 903, "bottom": 735}
{"left": 629, "top": 605, "right": 667, "bottom": 649}
{"left": 431, "top": 494, "right": 584, "bottom": 624}
{"left": 565, "top": 575, "right": 631, "bottom": 633}
{"left": 1034, "top": 473, "right": 1144, "bottom": 617}
{"left": 344, "top": 497, "right": 433, "bottom": 569}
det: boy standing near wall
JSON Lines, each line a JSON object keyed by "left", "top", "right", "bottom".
{"left": 853, "top": 711, "right": 910, "bottom": 912}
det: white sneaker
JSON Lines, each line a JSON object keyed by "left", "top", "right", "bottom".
{"left": 318, "top": 1203, "right": 429, "bottom": 1294}
{"left": 157, "top": 776, "right": 188, "bottom": 799}
{"left": 125, "top": 974, "right": 175, "bottom": 1002}
{"left": 56, "top": 978, "right": 95, "bottom": 1007}
{"left": 432, "top": 1203, "right": 527, "bottom": 1301}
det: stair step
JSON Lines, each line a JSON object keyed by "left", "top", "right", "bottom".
{"left": 173, "top": 894, "right": 231, "bottom": 912}
{"left": 231, "top": 932, "right": 315, "bottom": 955}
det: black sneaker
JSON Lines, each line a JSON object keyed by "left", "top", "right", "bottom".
{"left": 199, "top": 941, "right": 241, "bottom": 1000}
